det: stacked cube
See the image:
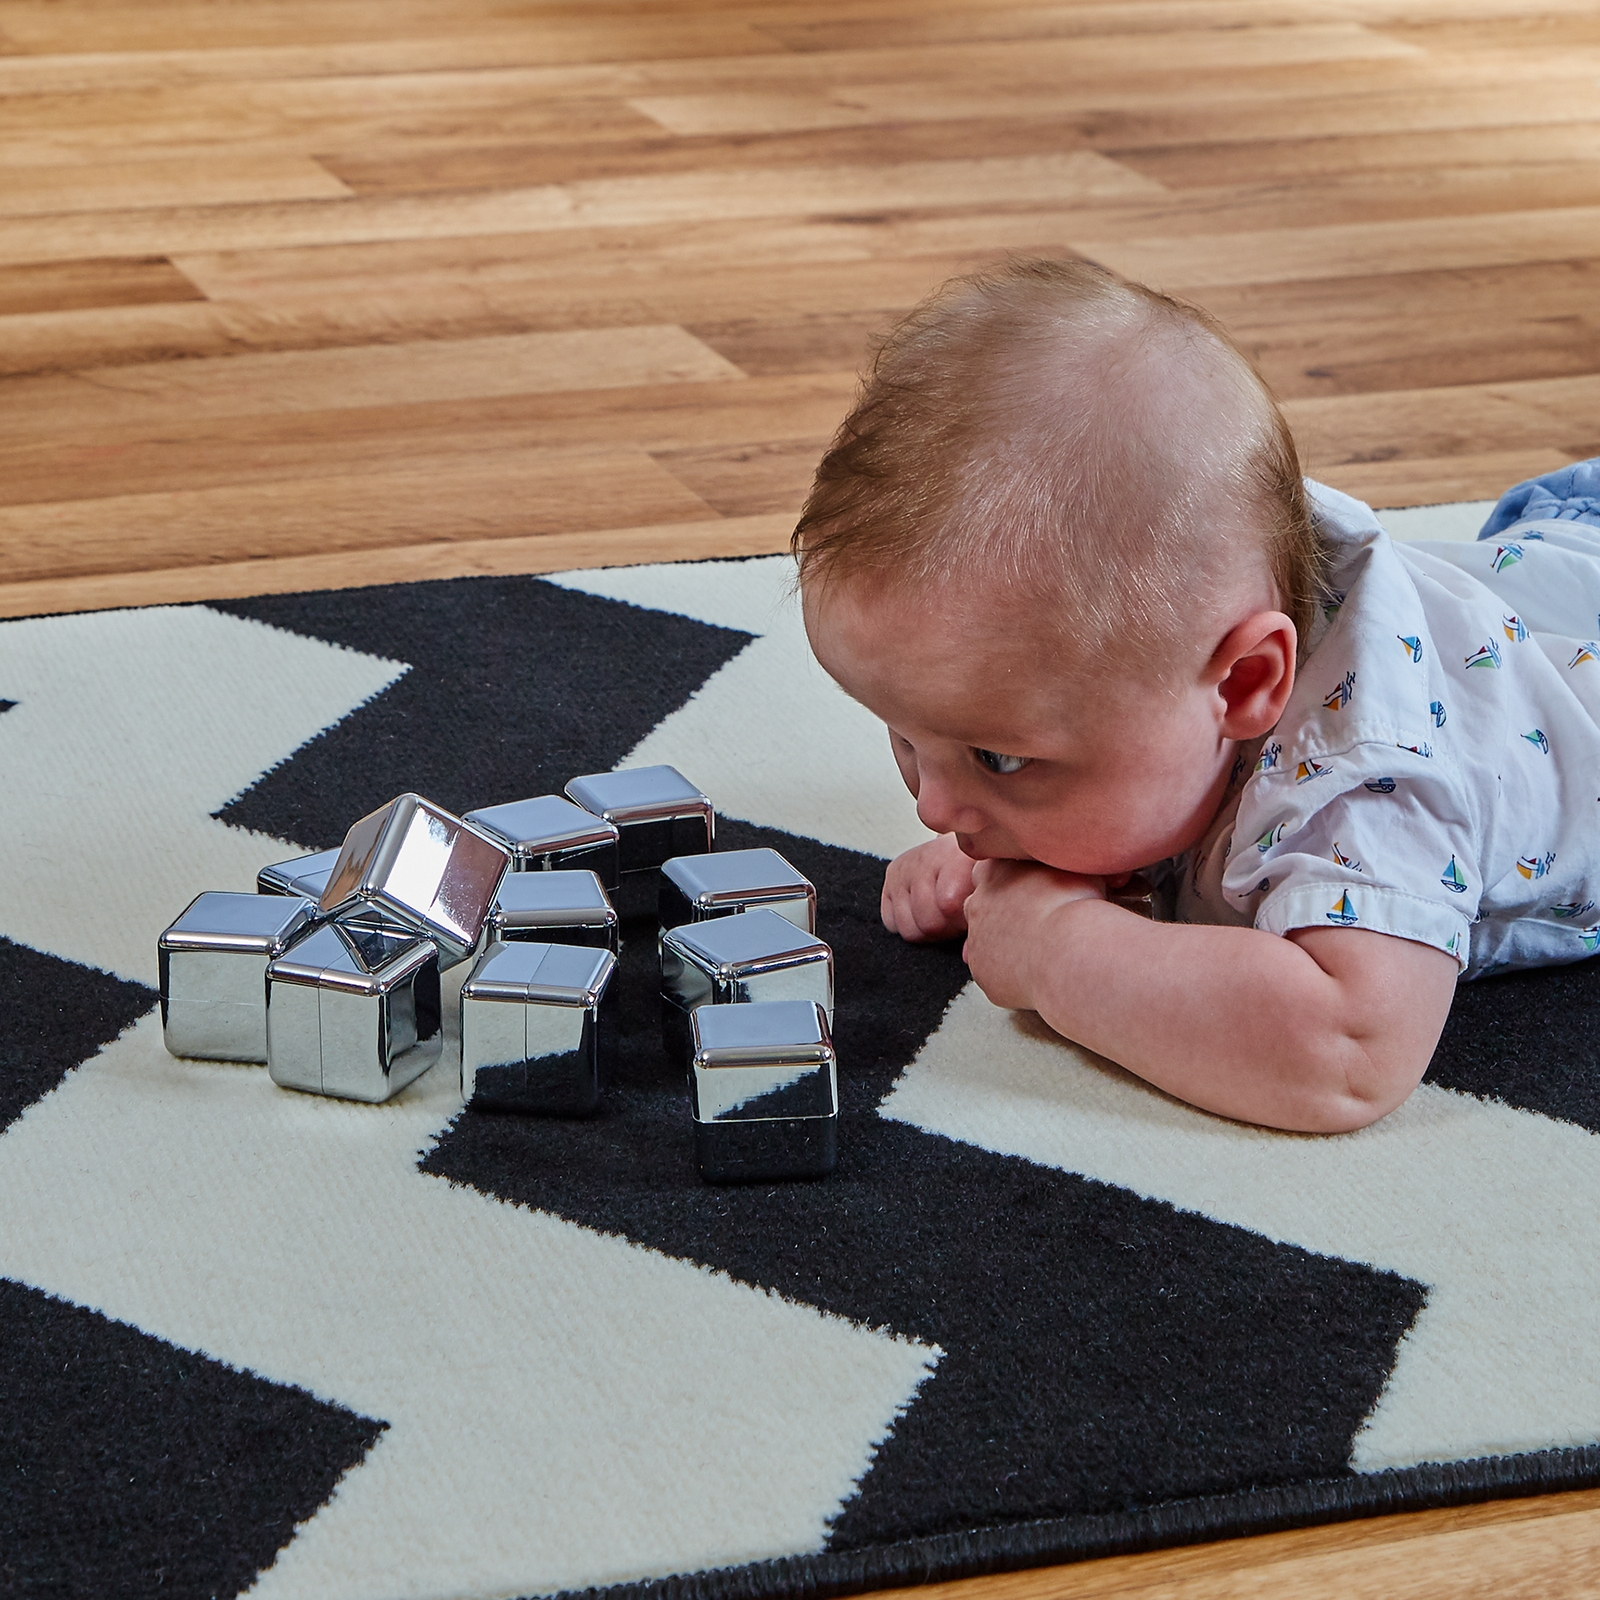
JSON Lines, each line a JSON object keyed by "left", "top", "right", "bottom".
{"left": 157, "top": 764, "right": 838, "bottom": 1182}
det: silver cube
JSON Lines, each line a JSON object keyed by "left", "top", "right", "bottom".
{"left": 265, "top": 921, "right": 442, "bottom": 1102}
{"left": 660, "top": 907, "right": 833, "bottom": 1060}
{"left": 660, "top": 848, "right": 817, "bottom": 934}
{"left": 319, "top": 792, "right": 510, "bottom": 965}
{"left": 257, "top": 846, "right": 342, "bottom": 901}
{"left": 464, "top": 794, "right": 621, "bottom": 890}
{"left": 159, "top": 892, "right": 319, "bottom": 1063}
{"left": 565, "top": 766, "right": 713, "bottom": 876}
{"left": 690, "top": 1001, "right": 839, "bottom": 1182}
{"left": 487, "top": 870, "right": 619, "bottom": 953}
{"left": 460, "top": 941, "right": 617, "bottom": 1115}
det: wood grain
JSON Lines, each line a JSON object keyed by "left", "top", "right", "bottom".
{"left": 1, "top": 2, "right": 1596, "bottom": 1588}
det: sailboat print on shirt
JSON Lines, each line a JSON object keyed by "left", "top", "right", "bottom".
{"left": 1570, "top": 642, "right": 1599, "bottom": 668}
{"left": 1465, "top": 640, "right": 1502, "bottom": 670}
{"left": 1503, "top": 613, "right": 1528, "bottom": 643}
{"left": 1296, "top": 759, "right": 1332, "bottom": 784}
{"left": 1441, "top": 856, "right": 1468, "bottom": 894}
{"left": 1323, "top": 670, "right": 1356, "bottom": 710}
{"left": 1326, "top": 891, "right": 1359, "bottom": 926}
{"left": 1397, "top": 635, "right": 1423, "bottom": 663}
{"left": 1491, "top": 544, "right": 1525, "bottom": 572}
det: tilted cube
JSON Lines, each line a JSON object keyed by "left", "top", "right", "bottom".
{"left": 265, "top": 921, "right": 442, "bottom": 1102}
{"left": 159, "top": 891, "right": 319, "bottom": 1063}
{"left": 319, "top": 792, "right": 510, "bottom": 965}
{"left": 690, "top": 1001, "right": 838, "bottom": 1182}
{"left": 257, "top": 846, "right": 342, "bottom": 901}
{"left": 487, "top": 870, "right": 619, "bottom": 953}
{"left": 564, "top": 766, "right": 713, "bottom": 876}
{"left": 660, "top": 848, "right": 816, "bottom": 935}
{"left": 460, "top": 941, "right": 617, "bottom": 1115}
{"left": 660, "top": 907, "right": 833, "bottom": 1060}
{"left": 463, "top": 794, "right": 621, "bottom": 890}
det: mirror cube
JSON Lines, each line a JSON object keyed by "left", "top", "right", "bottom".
{"left": 319, "top": 792, "right": 510, "bottom": 965}
{"left": 463, "top": 794, "right": 621, "bottom": 890}
{"left": 159, "top": 891, "right": 319, "bottom": 1063}
{"left": 257, "top": 846, "right": 342, "bottom": 901}
{"left": 564, "top": 766, "right": 713, "bottom": 876}
{"left": 460, "top": 941, "right": 617, "bottom": 1115}
{"left": 660, "top": 907, "right": 833, "bottom": 1060}
{"left": 266, "top": 921, "right": 442, "bottom": 1102}
{"left": 690, "top": 1001, "right": 838, "bottom": 1182}
{"left": 486, "top": 869, "right": 619, "bottom": 953}
{"left": 660, "top": 848, "right": 816, "bottom": 935}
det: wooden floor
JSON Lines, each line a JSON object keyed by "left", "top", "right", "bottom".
{"left": 5, "top": 0, "right": 1600, "bottom": 1592}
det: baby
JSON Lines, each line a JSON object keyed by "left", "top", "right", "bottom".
{"left": 796, "top": 258, "right": 1600, "bottom": 1134}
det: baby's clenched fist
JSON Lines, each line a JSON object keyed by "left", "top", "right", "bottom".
{"left": 881, "top": 833, "right": 977, "bottom": 942}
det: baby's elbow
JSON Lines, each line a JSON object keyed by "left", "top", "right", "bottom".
{"left": 1300, "top": 1037, "right": 1428, "bottom": 1134}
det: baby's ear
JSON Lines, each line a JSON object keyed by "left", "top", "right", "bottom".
{"left": 1211, "top": 611, "right": 1297, "bottom": 738}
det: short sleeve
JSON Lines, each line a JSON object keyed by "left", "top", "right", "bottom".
{"left": 1223, "top": 743, "right": 1477, "bottom": 971}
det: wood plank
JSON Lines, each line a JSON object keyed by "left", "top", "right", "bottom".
{"left": 0, "top": 325, "right": 745, "bottom": 436}
{"left": 1069, "top": 206, "right": 1600, "bottom": 289}
{"left": 0, "top": 449, "right": 719, "bottom": 583}
{"left": 1284, "top": 374, "right": 1600, "bottom": 474}
{"left": 1199, "top": 260, "right": 1600, "bottom": 400}
{"left": 0, "top": 374, "right": 858, "bottom": 507}
{"left": 0, "top": 255, "right": 200, "bottom": 317}
{"left": 854, "top": 1487, "right": 1600, "bottom": 1600}
{"left": 2, "top": 256, "right": 959, "bottom": 377}
{"left": 1106, "top": 123, "right": 1600, "bottom": 188}
{"left": 1311, "top": 447, "right": 1579, "bottom": 508}
{"left": 0, "top": 152, "right": 1160, "bottom": 266}
{"left": 0, "top": 513, "right": 795, "bottom": 622}
{"left": 0, "top": 153, "right": 349, "bottom": 216}
{"left": 652, "top": 436, "right": 830, "bottom": 516}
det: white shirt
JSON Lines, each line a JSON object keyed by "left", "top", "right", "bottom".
{"left": 1173, "top": 482, "right": 1600, "bottom": 979}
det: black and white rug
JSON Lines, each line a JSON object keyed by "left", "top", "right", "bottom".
{"left": 4, "top": 519, "right": 1600, "bottom": 1600}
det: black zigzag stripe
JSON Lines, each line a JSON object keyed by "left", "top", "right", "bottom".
{"left": 211, "top": 576, "right": 754, "bottom": 848}
{"left": 0, "top": 937, "right": 154, "bottom": 1134}
{"left": 0, "top": 1280, "right": 383, "bottom": 1600}
{"left": 425, "top": 818, "right": 1426, "bottom": 1551}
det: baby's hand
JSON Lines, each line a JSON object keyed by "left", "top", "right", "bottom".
{"left": 881, "top": 833, "right": 977, "bottom": 942}
{"left": 963, "top": 858, "right": 1106, "bottom": 1011}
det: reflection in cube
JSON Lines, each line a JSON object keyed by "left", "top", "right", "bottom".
{"left": 460, "top": 941, "right": 617, "bottom": 1116}
{"left": 690, "top": 1001, "right": 838, "bottom": 1182}
{"left": 265, "top": 921, "right": 442, "bottom": 1102}
{"left": 659, "top": 847, "right": 817, "bottom": 934}
{"left": 159, "top": 891, "right": 320, "bottom": 1063}
{"left": 319, "top": 792, "right": 509, "bottom": 965}
{"left": 464, "top": 794, "right": 621, "bottom": 890}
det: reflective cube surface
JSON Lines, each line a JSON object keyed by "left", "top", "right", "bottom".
{"left": 257, "top": 846, "right": 342, "bottom": 902}
{"left": 660, "top": 907, "right": 833, "bottom": 1058}
{"left": 159, "top": 891, "right": 320, "bottom": 1063}
{"left": 690, "top": 1001, "right": 838, "bottom": 1182}
{"left": 265, "top": 921, "right": 442, "bottom": 1102}
{"left": 487, "top": 870, "right": 619, "bottom": 953}
{"left": 660, "top": 848, "right": 816, "bottom": 934}
{"left": 460, "top": 941, "right": 617, "bottom": 1115}
{"left": 565, "top": 765, "right": 713, "bottom": 875}
{"left": 319, "top": 792, "right": 510, "bottom": 964}
{"left": 464, "top": 794, "right": 621, "bottom": 890}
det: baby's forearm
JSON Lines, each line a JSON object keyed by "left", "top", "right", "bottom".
{"left": 1016, "top": 902, "right": 1450, "bottom": 1132}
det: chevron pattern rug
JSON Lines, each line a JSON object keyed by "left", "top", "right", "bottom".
{"left": 4, "top": 508, "right": 1599, "bottom": 1600}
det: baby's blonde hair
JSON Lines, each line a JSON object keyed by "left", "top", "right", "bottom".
{"left": 794, "top": 258, "right": 1322, "bottom": 680}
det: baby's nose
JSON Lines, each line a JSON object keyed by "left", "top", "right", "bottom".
{"left": 915, "top": 781, "right": 985, "bottom": 837}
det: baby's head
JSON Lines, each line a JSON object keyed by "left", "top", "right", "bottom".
{"left": 798, "top": 257, "right": 1323, "bottom": 875}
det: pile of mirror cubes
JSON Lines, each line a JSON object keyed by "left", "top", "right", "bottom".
{"left": 157, "top": 765, "right": 837, "bottom": 1182}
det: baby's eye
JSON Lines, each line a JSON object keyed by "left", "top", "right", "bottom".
{"left": 974, "top": 748, "right": 1029, "bottom": 775}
